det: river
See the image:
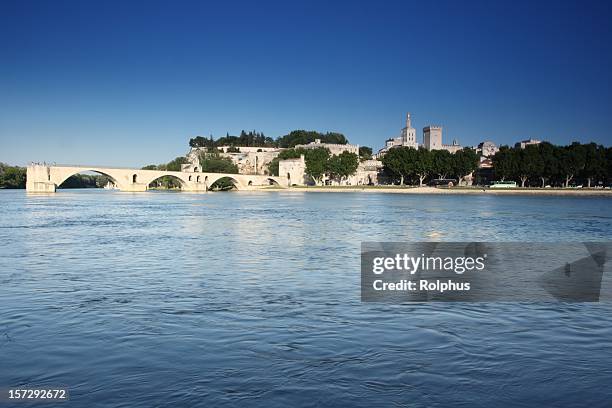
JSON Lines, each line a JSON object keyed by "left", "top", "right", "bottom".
{"left": 1, "top": 190, "right": 611, "bottom": 407}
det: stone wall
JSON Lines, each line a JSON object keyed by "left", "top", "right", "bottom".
{"left": 279, "top": 155, "right": 306, "bottom": 186}
{"left": 295, "top": 139, "right": 359, "bottom": 156}
{"left": 183, "top": 147, "right": 281, "bottom": 175}
{"left": 221, "top": 150, "right": 280, "bottom": 175}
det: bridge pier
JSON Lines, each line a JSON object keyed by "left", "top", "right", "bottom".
{"left": 120, "top": 183, "right": 148, "bottom": 192}
{"left": 26, "top": 165, "right": 57, "bottom": 192}
{"left": 26, "top": 181, "right": 57, "bottom": 193}
{"left": 183, "top": 183, "right": 208, "bottom": 192}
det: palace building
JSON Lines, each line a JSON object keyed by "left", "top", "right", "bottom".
{"left": 376, "top": 112, "right": 463, "bottom": 157}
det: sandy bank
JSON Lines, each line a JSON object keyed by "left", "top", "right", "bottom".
{"left": 279, "top": 186, "right": 612, "bottom": 196}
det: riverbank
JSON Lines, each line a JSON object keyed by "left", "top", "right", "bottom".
{"left": 285, "top": 186, "right": 612, "bottom": 196}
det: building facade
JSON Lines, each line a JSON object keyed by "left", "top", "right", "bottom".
{"left": 476, "top": 141, "right": 499, "bottom": 157}
{"left": 515, "top": 139, "right": 542, "bottom": 149}
{"left": 352, "top": 159, "right": 384, "bottom": 185}
{"left": 294, "top": 139, "right": 359, "bottom": 156}
{"left": 376, "top": 113, "right": 463, "bottom": 157}
{"left": 221, "top": 150, "right": 280, "bottom": 175}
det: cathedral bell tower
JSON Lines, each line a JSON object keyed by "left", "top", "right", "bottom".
{"left": 401, "top": 112, "right": 417, "bottom": 148}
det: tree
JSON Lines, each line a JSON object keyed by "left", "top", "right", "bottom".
{"left": 191, "top": 131, "right": 276, "bottom": 150}
{"left": 558, "top": 142, "right": 586, "bottom": 187}
{"left": 141, "top": 164, "right": 158, "bottom": 170}
{"left": 607, "top": 147, "right": 612, "bottom": 186}
{"left": 515, "top": 145, "right": 542, "bottom": 187}
{"left": 413, "top": 148, "right": 432, "bottom": 186}
{"left": 268, "top": 159, "right": 280, "bottom": 176}
{"left": 276, "top": 130, "right": 348, "bottom": 148}
{"left": 359, "top": 146, "right": 373, "bottom": 161}
{"left": 326, "top": 152, "right": 359, "bottom": 184}
{"left": 96, "top": 175, "right": 111, "bottom": 188}
{"left": 165, "top": 157, "right": 189, "bottom": 172}
{"left": 304, "top": 148, "right": 330, "bottom": 185}
{"left": 452, "top": 148, "right": 479, "bottom": 185}
{"left": 189, "top": 136, "right": 213, "bottom": 148}
{"left": 537, "top": 142, "right": 559, "bottom": 187}
{"left": 431, "top": 150, "right": 453, "bottom": 179}
{"left": 381, "top": 147, "right": 414, "bottom": 185}
{"left": 198, "top": 153, "right": 239, "bottom": 174}
{"left": 492, "top": 146, "right": 516, "bottom": 181}
{"left": 0, "top": 164, "right": 26, "bottom": 188}
{"left": 323, "top": 132, "right": 349, "bottom": 145}
{"left": 582, "top": 143, "right": 606, "bottom": 188}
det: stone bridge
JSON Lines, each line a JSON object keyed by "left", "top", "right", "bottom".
{"left": 26, "top": 164, "right": 288, "bottom": 192}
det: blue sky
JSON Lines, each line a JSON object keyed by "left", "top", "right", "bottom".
{"left": 1, "top": 0, "right": 611, "bottom": 166}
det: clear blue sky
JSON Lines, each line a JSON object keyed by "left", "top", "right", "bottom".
{"left": 1, "top": 0, "right": 611, "bottom": 166}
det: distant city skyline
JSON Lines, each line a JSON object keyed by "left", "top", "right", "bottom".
{"left": 1, "top": 0, "right": 611, "bottom": 167}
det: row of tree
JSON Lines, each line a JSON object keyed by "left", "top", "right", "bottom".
{"left": 381, "top": 147, "right": 480, "bottom": 185}
{"left": 0, "top": 163, "right": 26, "bottom": 188}
{"left": 492, "top": 142, "right": 612, "bottom": 187}
{"left": 268, "top": 147, "right": 360, "bottom": 184}
{"left": 189, "top": 130, "right": 352, "bottom": 150}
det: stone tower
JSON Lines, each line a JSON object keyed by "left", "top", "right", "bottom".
{"left": 423, "top": 126, "right": 443, "bottom": 150}
{"left": 401, "top": 112, "right": 418, "bottom": 148}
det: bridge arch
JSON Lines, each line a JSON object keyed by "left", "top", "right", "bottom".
{"left": 208, "top": 175, "right": 243, "bottom": 191}
{"left": 56, "top": 169, "right": 121, "bottom": 189}
{"left": 146, "top": 174, "right": 187, "bottom": 190}
{"left": 267, "top": 178, "right": 281, "bottom": 186}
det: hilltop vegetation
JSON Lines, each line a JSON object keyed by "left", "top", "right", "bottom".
{"left": 189, "top": 130, "right": 350, "bottom": 149}
{"left": 276, "top": 130, "right": 348, "bottom": 148}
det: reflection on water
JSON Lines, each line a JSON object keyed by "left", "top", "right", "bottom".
{"left": 1, "top": 190, "right": 611, "bottom": 407}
